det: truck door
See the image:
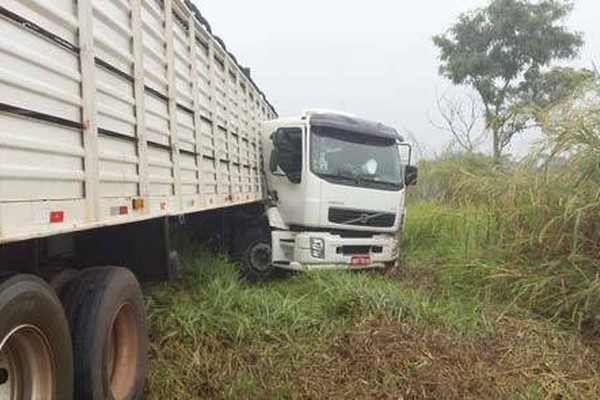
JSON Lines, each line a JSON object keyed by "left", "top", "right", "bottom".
{"left": 269, "top": 126, "right": 306, "bottom": 225}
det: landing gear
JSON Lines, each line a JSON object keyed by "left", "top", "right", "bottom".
{"left": 0, "top": 274, "right": 73, "bottom": 400}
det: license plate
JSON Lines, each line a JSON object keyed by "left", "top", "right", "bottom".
{"left": 350, "top": 255, "right": 371, "bottom": 266}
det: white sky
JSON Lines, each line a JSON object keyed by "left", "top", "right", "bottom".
{"left": 193, "top": 0, "right": 599, "bottom": 157}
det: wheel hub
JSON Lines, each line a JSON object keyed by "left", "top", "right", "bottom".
{"left": 107, "top": 303, "right": 138, "bottom": 399}
{"left": 0, "top": 325, "right": 54, "bottom": 399}
{"left": 249, "top": 243, "right": 272, "bottom": 272}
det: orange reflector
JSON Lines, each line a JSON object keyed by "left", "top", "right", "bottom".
{"left": 49, "top": 211, "right": 64, "bottom": 223}
{"left": 132, "top": 198, "right": 144, "bottom": 211}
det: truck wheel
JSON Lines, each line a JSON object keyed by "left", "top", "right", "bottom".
{"left": 60, "top": 267, "right": 147, "bottom": 400}
{"left": 39, "top": 268, "right": 80, "bottom": 299}
{"left": 235, "top": 229, "right": 276, "bottom": 282}
{"left": 0, "top": 274, "right": 73, "bottom": 400}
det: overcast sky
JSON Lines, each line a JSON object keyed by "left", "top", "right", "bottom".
{"left": 193, "top": 0, "right": 598, "bottom": 157}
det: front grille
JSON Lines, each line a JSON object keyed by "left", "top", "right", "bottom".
{"left": 328, "top": 208, "right": 396, "bottom": 228}
{"left": 336, "top": 245, "right": 384, "bottom": 255}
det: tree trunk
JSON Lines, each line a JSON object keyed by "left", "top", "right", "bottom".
{"left": 492, "top": 128, "right": 502, "bottom": 165}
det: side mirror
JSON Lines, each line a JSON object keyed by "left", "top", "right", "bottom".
{"left": 405, "top": 165, "right": 418, "bottom": 186}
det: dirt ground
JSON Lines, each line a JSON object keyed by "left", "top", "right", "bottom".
{"left": 147, "top": 314, "right": 600, "bottom": 399}
{"left": 291, "top": 316, "right": 600, "bottom": 399}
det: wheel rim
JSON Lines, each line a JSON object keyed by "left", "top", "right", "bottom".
{"left": 248, "top": 242, "right": 272, "bottom": 272}
{"left": 0, "top": 325, "right": 55, "bottom": 400}
{"left": 107, "top": 303, "right": 138, "bottom": 399}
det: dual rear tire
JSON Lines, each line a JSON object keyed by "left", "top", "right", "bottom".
{"left": 0, "top": 267, "right": 147, "bottom": 399}
{"left": 0, "top": 274, "right": 73, "bottom": 400}
{"left": 61, "top": 267, "right": 147, "bottom": 400}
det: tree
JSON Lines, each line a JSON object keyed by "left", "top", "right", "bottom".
{"left": 433, "top": 0, "right": 586, "bottom": 162}
{"left": 430, "top": 91, "right": 486, "bottom": 153}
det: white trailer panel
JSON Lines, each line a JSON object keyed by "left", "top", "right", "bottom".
{"left": 0, "top": 0, "right": 276, "bottom": 243}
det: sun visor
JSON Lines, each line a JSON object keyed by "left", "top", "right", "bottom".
{"left": 309, "top": 113, "right": 403, "bottom": 141}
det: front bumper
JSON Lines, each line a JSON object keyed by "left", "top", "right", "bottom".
{"left": 271, "top": 231, "right": 399, "bottom": 271}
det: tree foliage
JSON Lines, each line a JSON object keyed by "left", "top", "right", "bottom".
{"left": 433, "top": 0, "right": 589, "bottom": 161}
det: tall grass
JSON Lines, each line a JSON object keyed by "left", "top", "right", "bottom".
{"left": 145, "top": 246, "right": 495, "bottom": 398}
{"left": 146, "top": 239, "right": 600, "bottom": 398}
{"left": 147, "top": 243, "right": 492, "bottom": 348}
{"left": 407, "top": 80, "right": 600, "bottom": 326}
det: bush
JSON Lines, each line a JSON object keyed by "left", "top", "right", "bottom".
{"left": 407, "top": 80, "right": 600, "bottom": 326}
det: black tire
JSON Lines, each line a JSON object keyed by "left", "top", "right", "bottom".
{"left": 234, "top": 228, "right": 278, "bottom": 282}
{"left": 60, "top": 267, "right": 148, "bottom": 400}
{"left": 39, "top": 268, "right": 80, "bottom": 299}
{"left": 0, "top": 274, "right": 73, "bottom": 399}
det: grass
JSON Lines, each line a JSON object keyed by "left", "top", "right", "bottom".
{"left": 404, "top": 151, "right": 600, "bottom": 327}
{"left": 144, "top": 239, "right": 600, "bottom": 399}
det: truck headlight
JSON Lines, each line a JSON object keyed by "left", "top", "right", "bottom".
{"left": 310, "top": 237, "right": 325, "bottom": 259}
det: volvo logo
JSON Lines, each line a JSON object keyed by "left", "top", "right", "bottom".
{"left": 358, "top": 214, "right": 370, "bottom": 224}
{"left": 339, "top": 210, "right": 386, "bottom": 226}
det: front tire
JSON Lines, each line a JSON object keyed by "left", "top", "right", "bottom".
{"left": 60, "top": 267, "right": 148, "bottom": 400}
{"left": 0, "top": 274, "right": 73, "bottom": 400}
{"left": 235, "top": 228, "right": 277, "bottom": 282}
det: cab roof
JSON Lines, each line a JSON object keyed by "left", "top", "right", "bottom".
{"left": 305, "top": 111, "right": 403, "bottom": 141}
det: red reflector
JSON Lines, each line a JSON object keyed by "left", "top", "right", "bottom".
{"left": 49, "top": 211, "right": 64, "bottom": 223}
{"left": 119, "top": 206, "right": 128, "bottom": 215}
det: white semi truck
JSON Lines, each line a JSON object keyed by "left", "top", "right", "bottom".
{"left": 0, "top": 0, "right": 416, "bottom": 398}
{"left": 240, "top": 110, "right": 416, "bottom": 279}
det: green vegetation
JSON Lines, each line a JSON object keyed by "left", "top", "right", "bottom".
{"left": 144, "top": 245, "right": 599, "bottom": 399}
{"left": 410, "top": 80, "right": 600, "bottom": 328}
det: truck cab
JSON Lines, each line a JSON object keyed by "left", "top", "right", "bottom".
{"left": 256, "top": 110, "right": 417, "bottom": 272}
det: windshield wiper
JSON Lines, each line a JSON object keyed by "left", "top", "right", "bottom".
{"left": 317, "top": 172, "right": 400, "bottom": 189}
{"left": 352, "top": 172, "right": 400, "bottom": 188}
{"left": 360, "top": 177, "right": 401, "bottom": 188}
{"left": 316, "top": 173, "right": 358, "bottom": 183}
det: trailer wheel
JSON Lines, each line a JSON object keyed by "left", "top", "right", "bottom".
{"left": 235, "top": 228, "right": 277, "bottom": 282}
{"left": 39, "top": 268, "right": 80, "bottom": 299}
{"left": 0, "top": 274, "right": 73, "bottom": 400}
{"left": 61, "top": 267, "right": 147, "bottom": 400}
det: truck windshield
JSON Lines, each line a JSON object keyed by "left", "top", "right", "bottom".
{"left": 310, "top": 126, "right": 403, "bottom": 191}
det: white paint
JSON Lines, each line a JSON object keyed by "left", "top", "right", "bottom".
{"left": 0, "top": 0, "right": 276, "bottom": 243}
